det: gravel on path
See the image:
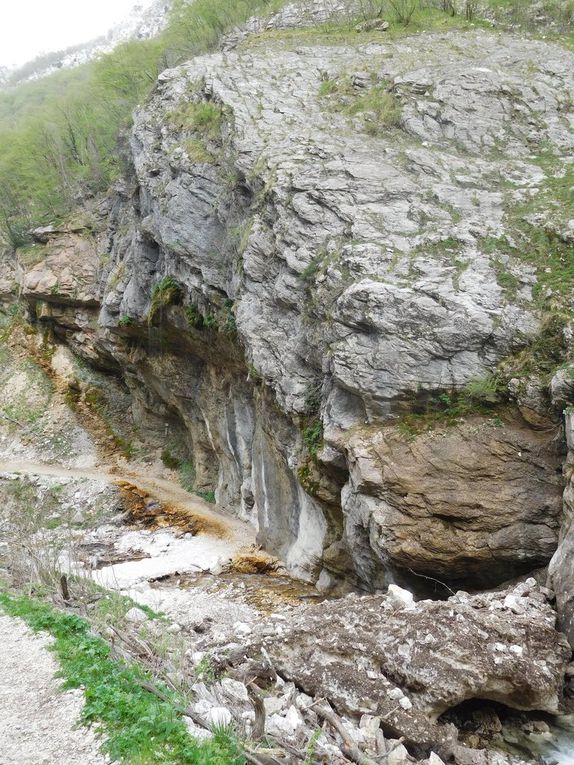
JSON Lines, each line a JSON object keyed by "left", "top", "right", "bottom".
{"left": 0, "top": 613, "right": 108, "bottom": 765}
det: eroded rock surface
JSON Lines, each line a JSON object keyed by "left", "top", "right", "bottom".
{"left": 8, "top": 16, "right": 574, "bottom": 592}
{"left": 211, "top": 581, "right": 571, "bottom": 752}
{"left": 343, "top": 417, "right": 564, "bottom": 588}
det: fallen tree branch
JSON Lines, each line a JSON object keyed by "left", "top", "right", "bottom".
{"left": 316, "top": 703, "right": 380, "bottom": 765}
{"left": 247, "top": 680, "right": 266, "bottom": 740}
{"left": 407, "top": 568, "right": 455, "bottom": 597}
{"left": 316, "top": 704, "right": 406, "bottom": 765}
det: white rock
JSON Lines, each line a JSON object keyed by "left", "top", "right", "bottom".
{"left": 264, "top": 696, "right": 287, "bottom": 716}
{"left": 387, "top": 584, "right": 415, "bottom": 610}
{"left": 399, "top": 696, "right": 413, "bottom": 710}
{"left": 167, "top": 622, "right": 182, "bottom": 634}
{"left": 265, "top": 705, "right": 304, "bottom": 738}
{"left": 295, "top": 692, "right": 314, "bottom": 710}
{"left": 185, "top": 718, "right": 212, "bottom": 740}
{"left": 388, "top": 743, "right": 410, "bottom": 765}
{"left": 233, "top": 621, "right": 252, "bottom": 637}
{"left": 192, "top": 700, "right": 213, "bottom": 717}
{"left": 220, "top": 678, "right": 249, "bottom": 702}
{"left": 429, "top": 753, "right": 446, "bottom": 765}
{"left": 206, "top": 706, "right": 233, "bottom": 728}
{"left": 125, "top": 607, "right": 147, "bottom": 624}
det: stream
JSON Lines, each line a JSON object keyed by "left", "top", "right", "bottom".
{"left": 1, "top": 459, "right": 574, "bottom": 765}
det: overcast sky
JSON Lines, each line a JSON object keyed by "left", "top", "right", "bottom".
{"left": 0, "top": 0, "right": 155, "bottom": 68}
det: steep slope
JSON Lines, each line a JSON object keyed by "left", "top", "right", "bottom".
{"left": 7, "top": 9, "right": 574, "bottom": 604}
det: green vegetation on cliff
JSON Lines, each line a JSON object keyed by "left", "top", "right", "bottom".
{"left": 0, "top": 0, "right": 287, "bottom": 249}
{"left": 0, "top": 0, "right": 572, "bottom": 253}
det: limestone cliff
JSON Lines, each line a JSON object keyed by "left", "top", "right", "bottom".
{"left": 9, "top": 4, "right": 574, "bottom": 607}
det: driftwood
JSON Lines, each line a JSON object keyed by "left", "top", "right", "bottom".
{"left": 60, "top": 574, "right": 70, "bottom": 603}
{"left": 316, "top": 703, "right": 406, "bottom": 765}
{"left": 248, "top": 680, "right": 267, "bottom": 740}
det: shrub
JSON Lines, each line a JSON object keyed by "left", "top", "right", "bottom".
{"left": 148, "top": 275, "right": 182, "bottom": 323}
{"left": 303, "top": 419, "right": 324, "bottom": 458}
{"left": 161, "top": 449, "right": 181, "bottom": 470}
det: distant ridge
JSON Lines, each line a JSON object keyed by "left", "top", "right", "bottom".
{"left": 1, "top": 0, "right": 171, "bottom": 88}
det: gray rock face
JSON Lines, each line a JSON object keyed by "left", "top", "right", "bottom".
{"left": 15, "top": 21, "right": 574, "bottom": 591}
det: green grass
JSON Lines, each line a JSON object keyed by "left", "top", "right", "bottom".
{"left": 148, "top": 276, "right": 182, "bottom": 324}
{"left": 478, "top": 150, "right": 574, "bottom": 381}
{"left": 500, "top": 312, "right": 572, "bottom": 381}
{"left": 244, "top": 5, "right": 487, "bottom": 50}
{"left": 178, "top": 461, "right": 197, "bottom": 493}
{"left": 197, "top": 490, "right": 216, "bottom": 504}
{"left": 161, "top": 448, "right": 182, "bottom": 470}
{"left": 318, "top": 75, "right": 402, "bottom": 135}
{"left": 184, "top": 138, "right": 215, "bottom": 164}
{"left": 168, "top": 100, "right": 224, "bottom": 148}
{"left": 396, "top": 374, "right": 507, "bottom": 436}
{"left": 174, "top": 460, "right": 215, "bottom": 502}
{"left": 0, "top": 592, "right": 244, "bottom": 764}
{"left": 184, "top": 303, "right": 222, "bottom": 332}
{"left": 92, "top": 589, "right": 162, "bottom": 625}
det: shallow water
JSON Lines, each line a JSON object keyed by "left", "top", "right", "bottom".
{"left": 536, "top": 717, "right": 574, "bottom": 765}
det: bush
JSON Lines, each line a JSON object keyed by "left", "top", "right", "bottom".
{"left": 161, "top": 448, "right": 181, "bottom": 470}
{"left": 148, "top": 275, "right": 182, "bottom": 323}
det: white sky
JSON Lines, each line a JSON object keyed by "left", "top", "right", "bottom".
{"left": 0, "top": 0, "right": 155, "bottom": 68}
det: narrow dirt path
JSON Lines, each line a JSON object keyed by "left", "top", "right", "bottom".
{"left": 0, "top": 459, "right": 255, "bottom": 548}
{"left": 0, "top": 613, "right": 107, "bottom": 765}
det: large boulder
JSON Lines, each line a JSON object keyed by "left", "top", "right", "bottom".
{"left": 216, "top": 582, "right": 571, "bottom": 750}
{"left": 342, "top": 416, "right": 565, "bottom": 589}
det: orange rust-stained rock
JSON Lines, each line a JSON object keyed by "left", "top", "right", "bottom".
{"left": 114, "top": 480, "right": 228, "bottom": 538}
{"left": 227, "top": 548, "right": 281, "bottom": 575}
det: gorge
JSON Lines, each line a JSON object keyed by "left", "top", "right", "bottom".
{"left": 1, "top": 1, "right": 574, "bottom": 763}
